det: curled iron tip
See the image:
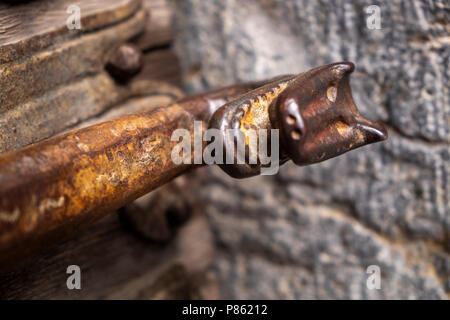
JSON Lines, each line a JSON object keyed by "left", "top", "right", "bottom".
{"left": 210, "top": 61, "right": 388, "bottom": 176}
{"left": 272, "top": 61, "right": 388, "bottom": 165}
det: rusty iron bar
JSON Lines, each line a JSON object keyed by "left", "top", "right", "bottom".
{"left": 0, "top": 62, "right": 387, "bottom": 270}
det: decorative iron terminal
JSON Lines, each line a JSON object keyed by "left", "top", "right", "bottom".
{"left": 0, "top": 62, "right": 387, "bottom": 270}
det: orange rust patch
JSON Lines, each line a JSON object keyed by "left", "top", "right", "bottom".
{"left": 327, "top": 86, "right": 337, "bottom": 102}
{"left": 239, "top": 82, "right": 288, "bottom": 144}
{"left": 335, "top": 121, "right": 350, "bottom": 136}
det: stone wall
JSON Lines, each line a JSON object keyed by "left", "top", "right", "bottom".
{"left": 172, "top": 0, "right": 449, "bottom": 299}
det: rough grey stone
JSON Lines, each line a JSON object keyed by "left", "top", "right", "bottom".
{"left": 172, "top": 0, "right": 449, "bottom": 299}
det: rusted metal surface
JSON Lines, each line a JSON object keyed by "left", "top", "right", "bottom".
{"left": 0, "top": 104, "right": 192, "bottom": 270}
{"left": 272, "top": 62, "right": 387, "bottom": 165}
{"left": 0, "top": 62, "right": 387, "bottom": 270}
{"left": 0, "top": 76, "right": 278, "bottom": 270}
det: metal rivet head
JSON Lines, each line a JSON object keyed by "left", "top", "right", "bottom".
{"left": 106, "top": 43, "right": 144, "bottom": 83}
